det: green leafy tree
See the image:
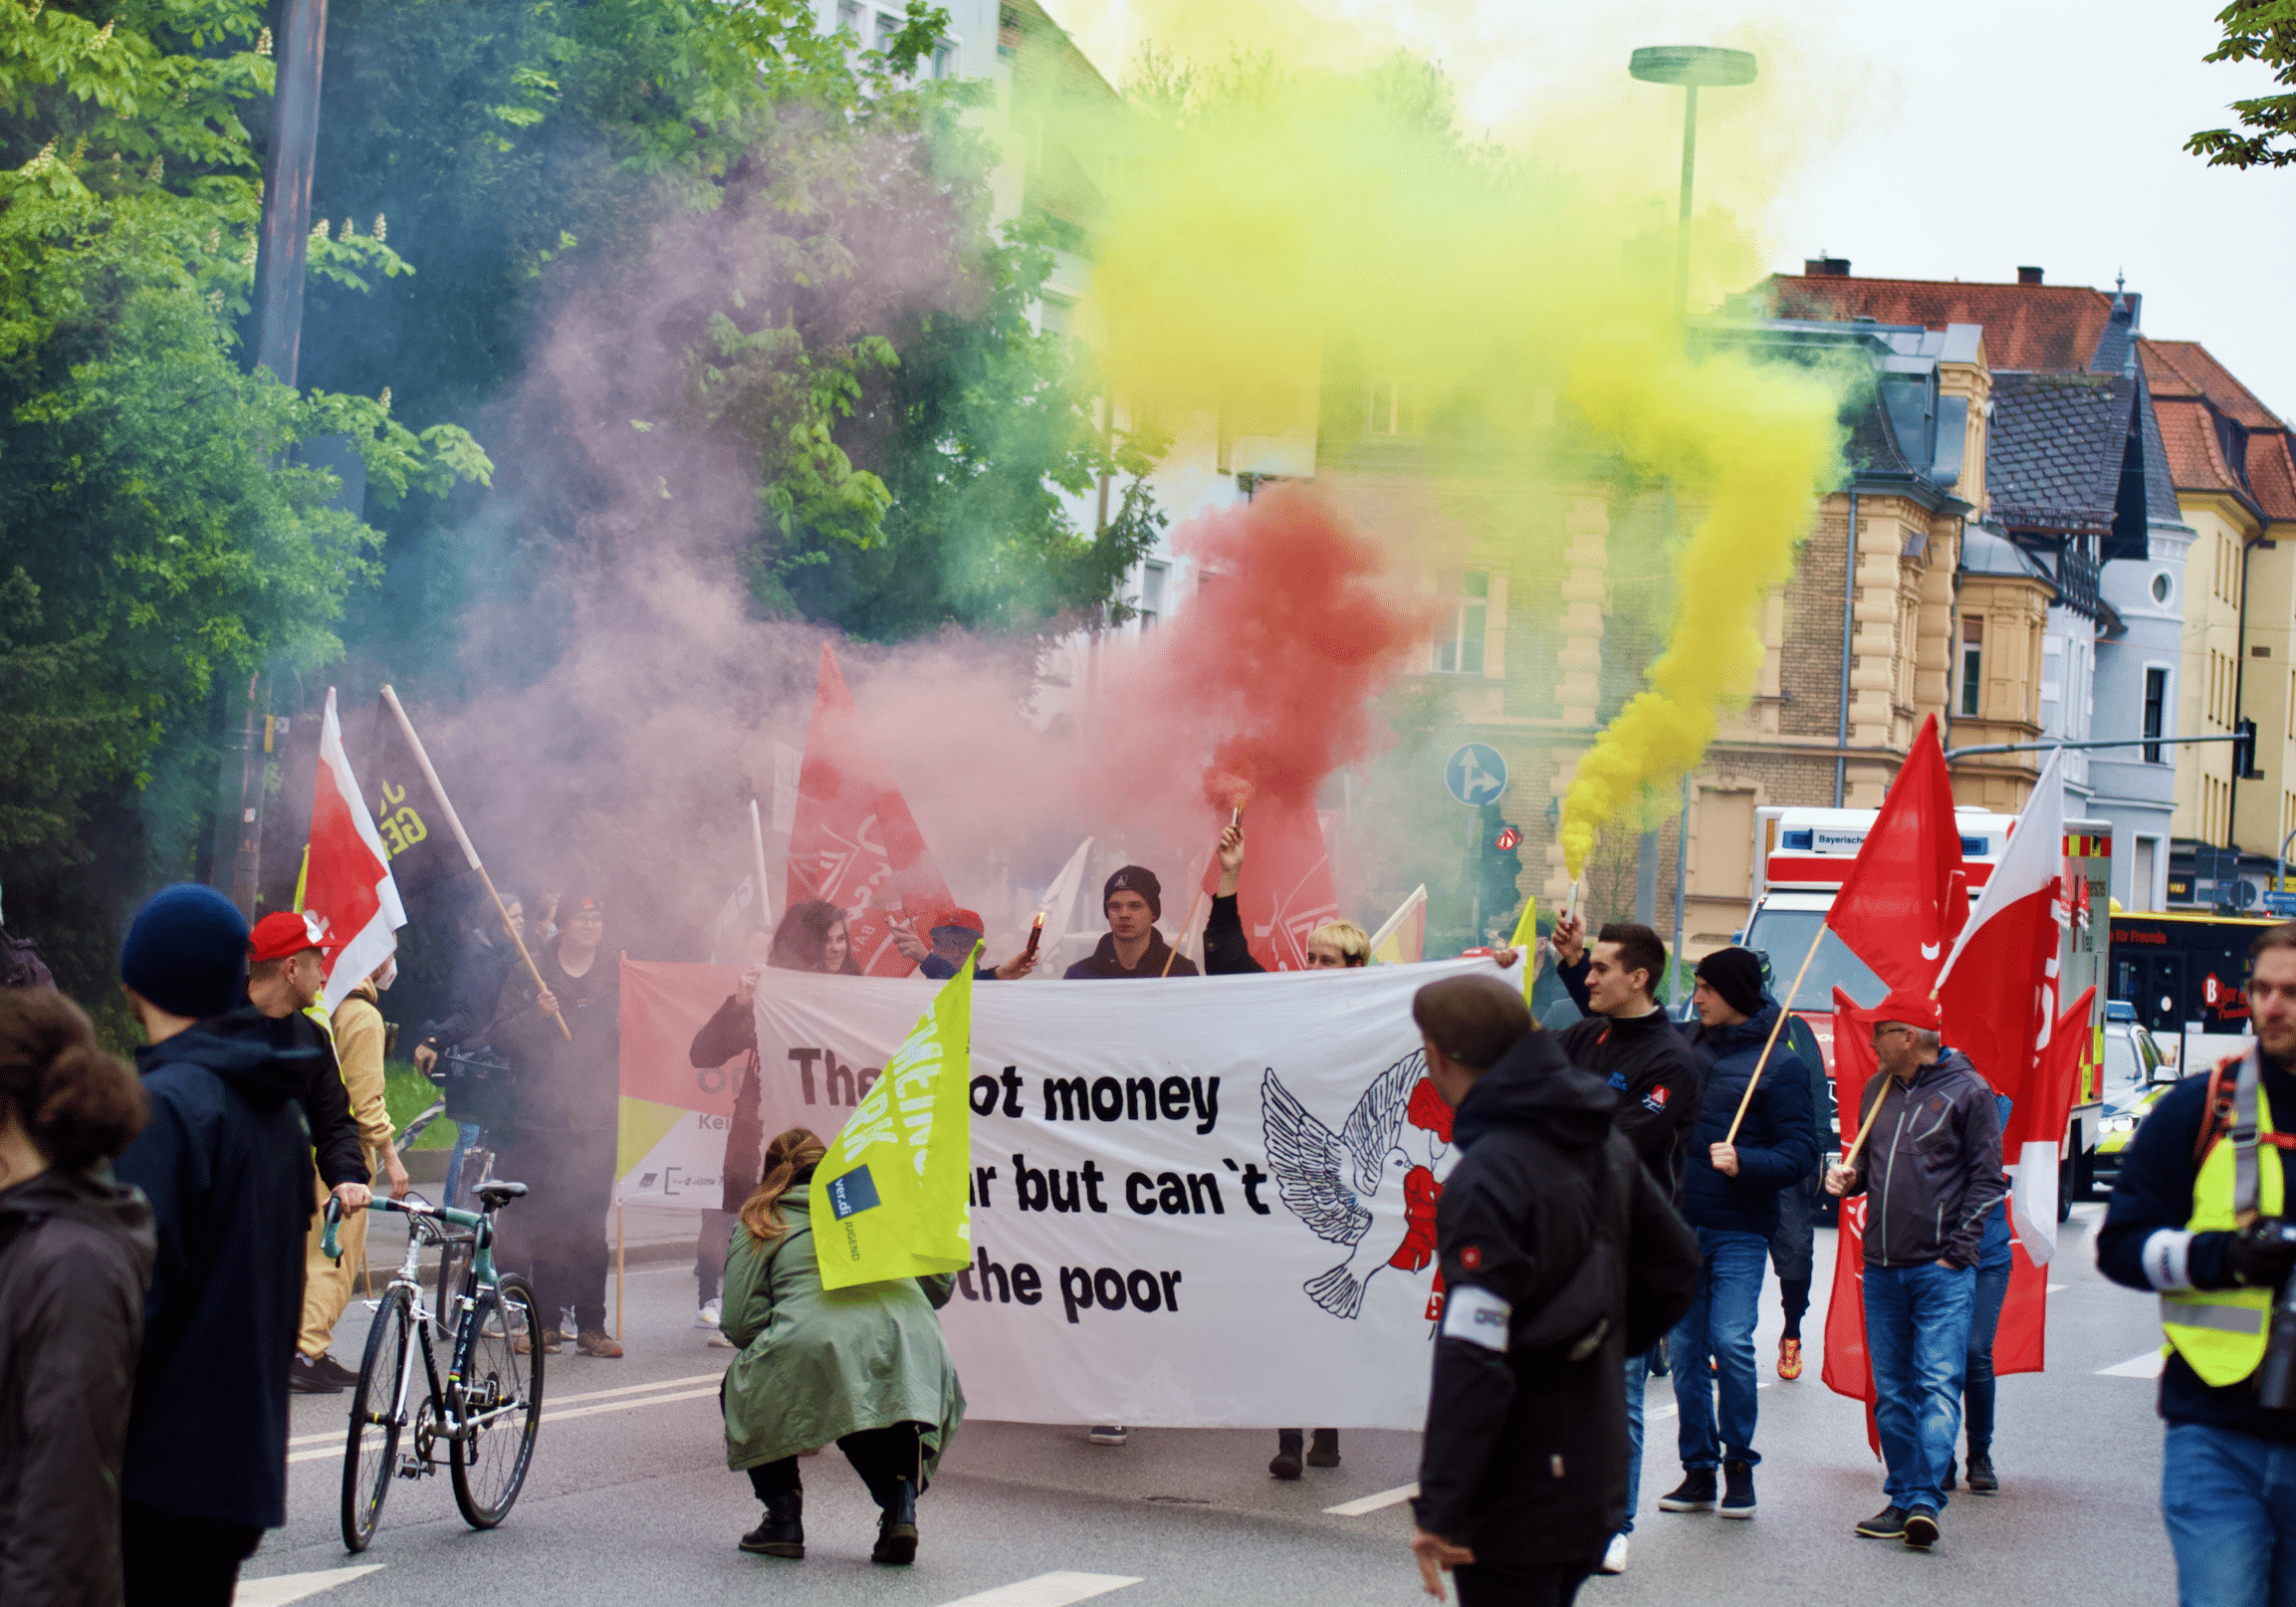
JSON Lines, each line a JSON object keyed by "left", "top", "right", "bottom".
{"left": 2189, "top": 0, "right": 2296, "bottom": 168}
{"left": 0, "top": 0, "right": 486, "bottom": 1003}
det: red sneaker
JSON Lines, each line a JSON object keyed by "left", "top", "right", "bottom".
{"left": 1777, "top": 1337, "right": 1804, "bottom": 1380}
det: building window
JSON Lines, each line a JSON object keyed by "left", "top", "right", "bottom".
{"left": 2153, "top": 571, "right": 2173, "bottom": 605}
{"left": 2145, "top": 666, "right": 2170, "bottom": 763}
{"left": 1959, "top": 617, "right": 1983, "bottom": 717}
{"left": 1367, "top": 378, "right": 1422, "bottom": 437}
{"left": 837, "top": 0, "right": 862, "bottom": 35}
{"left": 931, "top": 38, "right": 958, "bottom": 77}
{"left": 1431, "top": 572, "right": 1489, "bottom": 675}
{"left": 1137, "top": 561, "right": 1167, "bottom": 628}
{"left": 875, "top": 8, "right": 901, "bottom": 50}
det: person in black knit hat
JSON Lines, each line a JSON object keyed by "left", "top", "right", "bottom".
{"left": 1063, "top": 866, "right": 1199, "bottom": 981}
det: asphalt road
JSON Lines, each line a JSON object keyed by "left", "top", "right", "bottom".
{"left": 239, "top": 1204, "right": 2178, "bottom": 1607}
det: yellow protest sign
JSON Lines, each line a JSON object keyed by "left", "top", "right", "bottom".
{"left": 810, "top": 950, "right": 977, "bottom": 1289}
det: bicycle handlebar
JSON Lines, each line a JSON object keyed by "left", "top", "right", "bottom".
{"left": 321, "top": 1197, "right": 343, "bottom": 1263}
{"left": 373, "top": 1194, "right": 499, "bottom": 1234}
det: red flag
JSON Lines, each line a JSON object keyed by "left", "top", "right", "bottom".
{"left": 305, "top": 688, "right": 407, "bottom": 1013}
{"left": 1822, "top": 988, "right": 1882, "bottom": 1444}
{"left": 1199, "top": 796, "right": 1342, "bottom": 971}
{"left": 1938, "top": 748, "right": 2070, "bottom": 1261}
{"left": 1825, "top": 713, "right": 1966, "bottom": 997}
{"left": 785, "top": 646, "right": 953, "bottom": 978}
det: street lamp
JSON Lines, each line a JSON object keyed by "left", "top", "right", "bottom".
{"left": 1628, "top": 46, "right": 1758, "bottom": 322}
{"left": 1630, "top": 45, "right": 1755, "bottom": 997}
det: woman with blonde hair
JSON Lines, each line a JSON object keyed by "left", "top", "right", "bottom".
{"left": 719, "top": 1127, "right": 964, "bottom": 1565}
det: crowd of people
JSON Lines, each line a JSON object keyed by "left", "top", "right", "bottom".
{"left": 0, "top": 830, "right": 2285, "bottom": 1606}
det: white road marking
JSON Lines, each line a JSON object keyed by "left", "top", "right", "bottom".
{"left": 289, "top": 1374, "right": 724, "bottom": 1463}
{"left": 1324, "top": 1483, "right": 1419, "bottom": 1515}
{"left": 933, "top": 1573, "right": 1142, "bottom": 1606}
{"left": 234, "top": 1566, "right": 383, "bottom": 1606}
{"left": 2100, "top": 1349, "right": 2167, "bottom": 1378}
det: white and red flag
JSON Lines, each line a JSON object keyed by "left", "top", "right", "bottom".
{"left": 1937, "top": 744, "right": 2071, "bottom": 1260}
{"left": 304, "top": 687, "right": 407, "bottom": 1013}
{"left": 1826, "top": 713, "right": 1966, "bottom": 996}
{"left": 786, "top": 645, "right": 954, "bottom": 977}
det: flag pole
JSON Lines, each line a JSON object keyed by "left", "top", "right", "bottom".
{"left": 379, "top": 686, "right": 570, "bottom": 1040}
{"left": 1837, "top": 1071, "right": 1894, "bottom": 1170}
{"left": 1722, "top": 923, "right": 1827, "bottom": 1146}
{"left": 1160, "top": 887, "right": 1206, "bottom": 977}
{"left": 748, "top": 798, "right": 775, "bottom": 934}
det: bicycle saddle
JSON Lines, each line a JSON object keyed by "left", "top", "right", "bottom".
{"left": 475, "top": 1181, "right": 529, "bottom": 1206}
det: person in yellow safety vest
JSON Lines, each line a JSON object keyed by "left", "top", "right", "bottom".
{"left": 2100, "top": 921, "right": 2296, "bottom": 1607}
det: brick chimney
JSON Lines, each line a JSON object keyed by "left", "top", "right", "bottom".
{"left": 2017, "top": 265, "right": 2044, "bottom": 285}
{"left": 1803, "top": 256, "right": 1851, "bottom": 277}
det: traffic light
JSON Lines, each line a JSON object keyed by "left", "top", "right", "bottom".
{"left": 2236, "top": 716, "right": 2263, "bottom": 781}
{"left": 1474, "top": 803, "right": 1523, "bottom": 939}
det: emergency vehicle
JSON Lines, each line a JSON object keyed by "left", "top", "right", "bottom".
{"left": 1736, "top": 804, "right": 2112, "bottom": 1214}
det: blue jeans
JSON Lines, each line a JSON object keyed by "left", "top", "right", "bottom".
{"left": 1864, "top": 1260, "right": 1975, "bottom": 1513}
{"left": 1671, "top": 1227, "right": 1768, "bottom": 1470}
{"left": 443, "top": 1121, "right": 483, "bottom": 1207}
{"left": 1963, "top": 1259, "right": 2009, "bottom": 1458}
{"left": 2164, "top": 1420, "right": 2296, "bottom": 1607}
{"left": 1620, "top": 1349, "right": 1650, "bottom": 1534}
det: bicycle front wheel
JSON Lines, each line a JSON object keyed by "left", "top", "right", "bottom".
{"left": 450, "top": 1272, "right": 545, "bottom": 1529}
{"left": 342, "top": 1283, "right": 416, "bottom": 1552}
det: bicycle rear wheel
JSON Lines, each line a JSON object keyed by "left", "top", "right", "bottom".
{"left": 342, "top": 1283, "right": 416, "bottom": 1552}
{"left": 450, "top": 1272, "right": 544, "bottom": 1528}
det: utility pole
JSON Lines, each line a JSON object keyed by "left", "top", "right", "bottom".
{"left": 210, "top": 0, "right": 330, "bottom": 911}
{"left": 1627, "top": 44, "right": 1756, "bottom": 993}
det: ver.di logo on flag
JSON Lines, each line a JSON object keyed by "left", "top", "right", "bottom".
{"left": 826, "top": 1165, "right": 882, "bottom": 1221}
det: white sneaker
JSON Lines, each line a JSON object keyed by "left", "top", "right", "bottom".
{"left": 707, "top": 1330, "right": 736, "bottom": 1348}
{"left": 1599, "top": 1532, "right": 1629, "bottom": 1575}
{"left": 697, "top": 1298, "right": 722, "bottom": 1329}
{"left": 1088, "top": 1425, "right": 1128, "bottom": 1446}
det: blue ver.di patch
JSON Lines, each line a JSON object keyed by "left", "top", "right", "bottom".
{"left": 825, "top": 1165, "right": 881, "bottom": 1220}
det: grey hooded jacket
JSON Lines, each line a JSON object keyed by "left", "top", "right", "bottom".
{"left": 1842, "top": 1047, "right": 2007, "bottom": 1270}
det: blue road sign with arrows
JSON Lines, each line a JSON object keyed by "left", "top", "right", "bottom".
{"left": 1445, "top": 743, "right": 1508, "bottom": 806}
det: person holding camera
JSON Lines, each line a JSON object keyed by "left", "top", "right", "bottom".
{"left": 2100, "top": 922, "right": 2296, "bottom": 1604}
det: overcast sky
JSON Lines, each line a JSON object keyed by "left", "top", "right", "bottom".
{"left": 1050, "top": 0, "right": 2296, "bottom": 415}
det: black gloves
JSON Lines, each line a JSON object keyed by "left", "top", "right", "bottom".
{"left": 2225, "top": 1219, "right": 2296, "bottom": 1288}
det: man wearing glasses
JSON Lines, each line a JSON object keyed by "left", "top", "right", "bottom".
{"left": 1824, "top": 994, "right": 2005, "bottom": 1553}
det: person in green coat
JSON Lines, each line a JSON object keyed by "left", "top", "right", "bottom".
{"left": 720, "top": 1127, "right": 965, "bottom": 1565}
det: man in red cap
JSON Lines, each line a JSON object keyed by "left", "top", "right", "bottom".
{"left": 890, "top": 907, "right": 1037, "bottom": 982}
{"left": 1825, "top": 992, "right": 2005, "bottom": 1552}
{"left": 244, "top": 912, "right": 382, "bottom": 1394}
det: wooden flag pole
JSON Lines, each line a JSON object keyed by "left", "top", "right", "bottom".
{"left": 379, "top": 685, "right": 570, "bottom": 1040}
{"left": 1722, "top": 922, "right": 1828, "bottom": 1146}
{"left": 1160, "top": 887, "right": 1206, "bottom": 977}
{"left": 748, "top": 798, "right": 774, "bottom": 933}
{"left": 1837, "top": 1072, "right": 1895, "bottom": 1172}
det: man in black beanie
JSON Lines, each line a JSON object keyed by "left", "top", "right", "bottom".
{"left": 1063, "top": 865, "right": 1199, "bottom": 980}
{"left": 112, "top": 885, "right": 318, "bottom": 1606}
{"left": 1654, "top": 946, "right": 1817, "bottom": 1524}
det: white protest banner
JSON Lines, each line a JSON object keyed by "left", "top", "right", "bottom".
{"left": 754, "top": 959, "right": 1497, "bottom": 1429}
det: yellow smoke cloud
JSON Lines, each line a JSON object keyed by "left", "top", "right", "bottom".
{"left": 1048, "top": 24, "right": 1846, "bottom": 881}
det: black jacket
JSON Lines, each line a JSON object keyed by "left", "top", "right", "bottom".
{"left": 1413, "top": 1032, "right": 1701, "bottom": 1565}
{"left": 1062, "top": 930, "right": 1200, "bottom": 979}
{"left": 240, "top": 1005, "right": 363, "bottom": 1191}
{"left": 1204, "top": 894, "right": 1263, "bottom": 976}
{"left": 0, "top": 1167, "right": 154, "bottom": 1606}
{"left": 1549, "top": 974, "right": 1702, "bottom": 1190}
{"left": 498, "top": 945, "right": 620, "bottom": 1136}
{"left": 113, "top": 1014, "right": 315, "bottom": 1529}
{"left": 1681, "top": 1001, "right": 1819, "bottom": 1236}
{"left": 691, "top": 993, "right": 765, "bottom": 1216}
{"left": 1841, "top": 1048, "right": 2006, "bottom": 1269}
{"left": 2099, "top": 1054, "right": 2296, "bottom": 1441}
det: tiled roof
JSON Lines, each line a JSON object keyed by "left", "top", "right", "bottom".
{"left": 2140, "top": 339, "right": 2283, "bottom": 428}
{"left": 2137, "top": 369, "right": 2182, "bottom": 524}
{"left": 1986, "top": 373, "right": 2133, "bottom": 536}
{"left": 2141, "top": 339, "right": 2296, "bottom": 520}
{"left": 1764, "top": 276, "right": 2135, "bottom": 374}
{"left": 1961, "top": 524, "right": 2058, "bottom": 588}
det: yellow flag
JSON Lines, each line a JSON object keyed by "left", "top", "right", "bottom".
{"left": 1508, "top": 899, "right": 1539, "bottom": 1002}
{"left": 811, "top": 948, "right": 977, "bottom": 1289}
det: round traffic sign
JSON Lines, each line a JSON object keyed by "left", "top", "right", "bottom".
{"left": 1445, "top": 743, "right": 1508, "bottom": 806}
{"left": 1495, "top": 826, "right": 1521, "bottom": 851}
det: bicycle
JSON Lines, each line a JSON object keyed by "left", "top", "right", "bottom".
{"left": 394, "top": 1097, "right": 496, "bottom": 1336}
{"left": 323, "top": 1182, "right": 545, "bottom": 1553}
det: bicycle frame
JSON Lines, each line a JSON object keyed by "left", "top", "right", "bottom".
{"left": 328, "top": 1197, "right": 519, "bottom": 1467}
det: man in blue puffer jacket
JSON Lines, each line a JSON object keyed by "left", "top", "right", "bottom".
{"left": 1656, "top": 947, "right": 1818, "bottom": 1523}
